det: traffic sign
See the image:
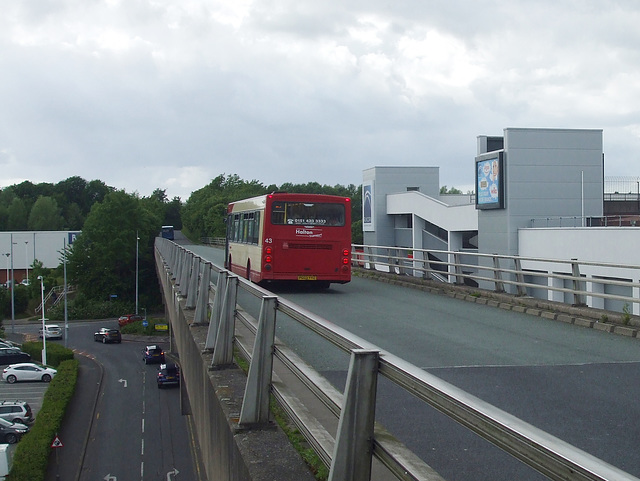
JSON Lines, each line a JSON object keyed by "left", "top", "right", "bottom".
{"left": 51, "top": 435, "right": 63, "bottom": 448}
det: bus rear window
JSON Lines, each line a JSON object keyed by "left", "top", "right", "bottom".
{"left": 271, "top": 202, "right": 345, "bottom": 226}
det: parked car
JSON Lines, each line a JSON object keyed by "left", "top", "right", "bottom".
{"left": 38, "top": 324, "right": 63, "bottom": 340}
{"left": 2, "top": 363, "right": 57, "bottom": 383}
{"left": 0, "top": 418, "right": 29, "bottom": 444}
{"left": 0, "top": 401, "right": 33, "bottom": 425}
{"left": 118, "top": 314, "right": 143, "bottom": 327}
{"left": 157, "top": 363, "right": 180, "bottom": 388}
{"left": 142, "top": 345, "right": 165, "bottom": 364}
{"left": 0, "top": 349, "right": 31, "bottom": 366}
{"left": 94, "top": 328, "right": 122, "bottom": 344}
{"left": 0, "top": 339, "right": 20, "bottom": 349}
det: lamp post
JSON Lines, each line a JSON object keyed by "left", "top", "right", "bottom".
{"left": 3, "top": 253, "right": 8, "bottom": 287}
{"left": 24, "top": 241, "right": 29, "bottom": 285}
{"left": 38, "top": 275, "right": 47, "bottom": 366}
{"left": 135, "top": 231, "right": 139, "bottom": 316}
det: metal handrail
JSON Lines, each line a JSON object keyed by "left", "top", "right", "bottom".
{"left": 155, "top": 238, "right": 640, "bottom": 481}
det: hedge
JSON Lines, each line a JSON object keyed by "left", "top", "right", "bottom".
{"left": 7, "top": 358, "right": 78, "bottom": 481}
{"left": 20, "top": 341, "right": 75, "bottom": 368}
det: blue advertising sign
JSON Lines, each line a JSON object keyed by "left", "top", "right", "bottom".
{"left": 475, "top": 153, "right": 504, "bottom": 210}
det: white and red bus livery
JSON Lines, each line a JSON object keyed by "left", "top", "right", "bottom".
{"left": 226, "top": 193, "right": 351, "bottom": 286}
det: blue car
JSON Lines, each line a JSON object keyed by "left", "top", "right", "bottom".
{"left": 157, "top": 363, "right": 180, "bottom": 388}
{"left": 142, "top": 345, "right": 165, "bottom": 365}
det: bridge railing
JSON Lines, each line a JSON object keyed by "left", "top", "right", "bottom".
{"left": 353, "top": 244, "right": 640, "bottom": 318}
{"left": 156, "top": 238, "right": 640, "bottom": 481}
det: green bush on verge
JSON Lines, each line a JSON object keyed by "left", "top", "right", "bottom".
{"left": 7, "top": 358, "right": 79, "bottom": 481}
{"left": 20, "top": 342, "right": 74, "bottom": 368}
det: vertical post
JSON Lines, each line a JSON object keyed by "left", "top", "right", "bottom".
{"left": 135, "top": 231, "right": 139, "bottom": 315}
{"left": 38, "top": 275, "right": 47, "bottom": 366}
{"left": 185, "top": 256, "right": 200, "bottom": 309}
{"left": 239, "top": 296, "right": 278, "bottom": 426}
{"left": 63, "top": 238, "right": 69, "bottom": 348}
{"left": 179, "top": 251, "right": 191, "bottom": 297}
{"left": 211, "top": 274, "right": 238, "bottom": 367}
{"left": 205, "top": 270, "right": 227, "bottom": 350}
{"left": 193, "top": 262, "right": 211, "bottom": 324}
{"left": 493, "top": 255, "right": 505, "bottom": 293}
{"left": 328, "top": 349, "right": 379, "bottom": 481}
{"left": 513, "top": 256, "right": 527, "bottom": 296}
{"left": 453, "top": 251, "right": 464, "bottom": 285}
{"left": 571, "top": 259, "right": 587, "bottom": 306}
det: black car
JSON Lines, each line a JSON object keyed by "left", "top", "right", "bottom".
{"left": 157, "top": 363, "right": 180, "bottom": 388}
{"left": 0, "top": 348, "right": 31, "bottom": 366}
{"left": 143, "top": 345, "right": 165, "bottom": 365}
{"left": 94, "top": 328, "right": 122, "bottom": 344}
{"left": 0, "top": 417, "right": 29, "bottom": 444}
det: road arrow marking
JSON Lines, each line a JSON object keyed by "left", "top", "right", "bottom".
{"left": 118, "top": 379, "right": 128, "bottom": 388}
{"left": 104, "top": 475, "right": 117, "bottom": 481}
{"left": 167, "top": 468, "right": 179, "bottom": 480}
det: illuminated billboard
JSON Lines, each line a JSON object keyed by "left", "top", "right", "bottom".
{"left": 475, "top": 152, "right": 504, "bottom": 209}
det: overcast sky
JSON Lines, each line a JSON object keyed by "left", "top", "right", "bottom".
{"left": 2, "top": 0, "right": 639, "bottom": 200}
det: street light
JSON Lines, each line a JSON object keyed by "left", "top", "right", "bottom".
{"left": 135, "top": 231, "right": 139, "bottom": 316}
{"left": 24, "top": 241, "right": 29, "bottom": 285}
{"left": 38, "top": 275, "right": 47, "bottom": 366}
{"left": 3, "top": 253, "right": 8, "bottom": 287}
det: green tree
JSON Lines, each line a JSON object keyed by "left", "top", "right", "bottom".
{"left": 7, "top": 198, "right": 28, "bottom": 230}
{"left": 440, "top": 185, "right": 463, "bottom": 194}
{"left": 28, "top": 196, "right": 64, "bottom": 230}
{"left": 66, "top": 191, "right": 161, "bottom": 306}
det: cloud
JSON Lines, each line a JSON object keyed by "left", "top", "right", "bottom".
{"left": 1, "top": 0, "right": 639, "bottom": 200}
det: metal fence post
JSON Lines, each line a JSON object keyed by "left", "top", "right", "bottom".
{"left": 493, "top": 255, "right": 505, "bottom": 293}
{"left": 211, "top": 274, "right": 238, "bottom": 367}
{"left": 239, "top": 295, "right": 278, "bottom": 426}
{"left": 328, "top": 349, "right": 379, "bottom": 481}
{"left": 513, "top": 256, "right": 527, "bottom": 296}
{"left": 453, "top": 251, "right": 464, "bottom": 285}
{"left": 179, "top": 251, "right": 192, "bottom": 297}
{"left": 571, "top": 259, "right": 587, "bottom": 306}
{"left": 205, "top": 270, "right": 227, "bottom": 350}
{"left": 185, "top": 256, "right": 200, "bottom": 309}
{"left": 193, "top": 261, "right": 211, "bottom": 324}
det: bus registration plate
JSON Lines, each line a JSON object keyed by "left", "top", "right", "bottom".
{"left": 298, "top": 275, "right": 317, "bottom": 281}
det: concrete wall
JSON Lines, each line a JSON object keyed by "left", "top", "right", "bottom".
{"left": 155, "top": 249, "right": 316, "bottom": 481}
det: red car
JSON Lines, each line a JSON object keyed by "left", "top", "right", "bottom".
{"left": 118, "top": 314, "right": 143, "bottom": 327}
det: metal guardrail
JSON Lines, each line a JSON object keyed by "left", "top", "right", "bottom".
{"left": 155, "top": 238, "right": 640, "bottom": 481}
{"left": 353, "top": 244, "right": 640, "bottom": 317}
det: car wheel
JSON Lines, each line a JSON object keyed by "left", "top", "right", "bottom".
{"left": 13, "top": 418, "right": 23, "bottom": 424}
{"left": 102, "top": 337, "right": 107, "bottom": 344}
{"left": 42, "top": 374, "right": 52, "bottom": 382}
{"left": 6, "top": 375, "right": 17, "bottom": 384}
{"left": 158, "top": 383, "right": 162, "bottom": 389}
{"left": 5, "top": 433, "right": 17, "bottom": 444}
{"left": 94, "top": 336, "right": 98, "bottom": 342}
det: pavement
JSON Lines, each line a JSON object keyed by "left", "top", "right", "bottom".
{"left": 45, "top": 352, "right": 102, "bottom": 481}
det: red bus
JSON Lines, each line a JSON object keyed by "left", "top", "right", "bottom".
{"left": 226, "top": 193, "right": 351, "bottom": 286}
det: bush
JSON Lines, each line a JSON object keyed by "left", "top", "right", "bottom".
{"left": 20, "top": 342, "right": 74, "bottom": 368}
{"left": 121, "top": 318, "right": 168, "bottom": 336}
{"left": 46, "top": 297, "right": 136, "bottom": 321}
{"left": 7, "top": 359, "right": 78, "bottom": 481}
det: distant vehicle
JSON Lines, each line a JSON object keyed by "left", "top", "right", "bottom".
{"left": 161, "top": 225, "right": 175, "bottom": 240}
{"left": 38, "top": 324, "right": 63, "bottom": 340}
{"left": 157, "top": 363, "right": 180, "bottom": 388}
{"left": 20, "top": 279, "right": 29, "bottom": 286}
{"left": 118, "top": 314, "right": 143, "bottom": 327}
{"left": 2, "top": 363, "right": 57, "bottom": 383}
{"left": 0, "top": 418, "right": 29, "bottom": 444}
{"left": 0, "top": 401, "right": 33, "bottom": 425}
{"left": 226, "top": 193, "right": 352, "bottom": 286}
{"left": 0, "top": 349, "right": 31, "bottom": 366}
{"left": 94, "top": 328, "right": 122, "bottom": 344}
{"left": 143, "top": 345, "right": 165, "bottom": 365}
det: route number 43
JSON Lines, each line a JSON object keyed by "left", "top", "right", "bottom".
{"left": 264, "top": 238, "right": 273, "bottom": 244}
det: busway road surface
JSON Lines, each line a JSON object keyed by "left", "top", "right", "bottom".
{"left": 13, "top": 321, "right": 204, "bottom": 481}
{"left": 187, "top": 241, "right": 640, "bottom": 481}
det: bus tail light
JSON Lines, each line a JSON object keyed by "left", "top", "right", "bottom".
{"left": 265, "top": 255, "right": 273, "bottom": 264}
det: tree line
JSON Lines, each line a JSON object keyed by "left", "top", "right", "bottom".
{"left": 181, "top": 174, "right": 363, "bottom": 243}
{"left": 1, "top": 174, "right": 363, "bottom": 320}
